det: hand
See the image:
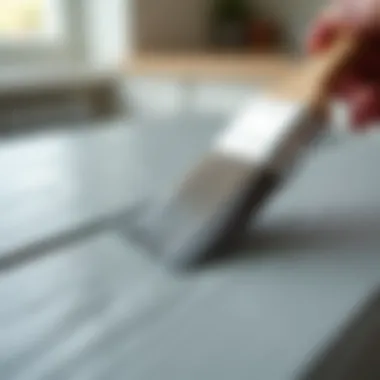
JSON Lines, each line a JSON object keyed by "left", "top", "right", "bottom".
{"left": 307, "top": 0, "right": 380, "bottom": 129}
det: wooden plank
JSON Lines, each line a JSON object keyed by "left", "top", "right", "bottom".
{"left": 125, "top": 52, "right": 299, "bottom": 82}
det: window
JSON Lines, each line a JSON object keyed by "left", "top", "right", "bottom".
{"left": 0, "top": 0, "right": 65, "bottom": 43}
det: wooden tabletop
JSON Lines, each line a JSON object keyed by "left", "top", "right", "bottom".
{"left": 125, "top": 52, "right": 300, "bottom": 83}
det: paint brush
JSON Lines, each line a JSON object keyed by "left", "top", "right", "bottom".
{"left": 140, "top": 36, "right": 358, "bottom": 268}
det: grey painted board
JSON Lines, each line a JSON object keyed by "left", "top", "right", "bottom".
{"left": 1, "top": 116, "right": 380, "bottom": 379}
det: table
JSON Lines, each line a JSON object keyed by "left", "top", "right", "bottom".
{"left": 1, "top": 116, "right": 380, "bottom": 380}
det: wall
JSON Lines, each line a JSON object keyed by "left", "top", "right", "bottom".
{"left": 136, "top": 0, "right": 208, "bottom": 51}
{"left": 252, "top": 0, "right": 325, "bottom": 51}
{"left": 135, "top": 0, "right": 325, "bottom": 52}
{"left": 0, "top": 0, "right": 79, "bottom": 66}
{"left": 82, "top": 0, "right": 130, "bottom": 67}
{"left": 0, "top": 0, "right": 131, "bottom": 68}
{"left": 0, "top": 0, "right": 324, "bottom": 65}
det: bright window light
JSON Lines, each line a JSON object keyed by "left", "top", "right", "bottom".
{"left": 0, "top": 0, "right": 65, "bottom": 42}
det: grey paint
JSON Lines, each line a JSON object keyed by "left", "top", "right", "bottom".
{"left": 126, "top": 77, "right": 352, "bottom": 131}
{"left": 1, "top": 115, "right": 380, "bottom": 379}
{"left": 127, "top": 77, "right": 259, "bottom": 116}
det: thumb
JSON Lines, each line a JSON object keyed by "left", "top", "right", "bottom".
{"left": 331, "top": 0, "right": 380, "bottom": 29}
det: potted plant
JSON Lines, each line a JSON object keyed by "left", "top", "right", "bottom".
{"left": 210, "top": 0, "right": 252, "bottom": 49}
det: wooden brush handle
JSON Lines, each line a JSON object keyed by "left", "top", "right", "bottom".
{"left": 274, "top": 34, "right": 358, "bottom": 115}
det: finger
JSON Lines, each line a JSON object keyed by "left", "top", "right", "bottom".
{"left": 306, "top": 2, "right": 380, "bottom": 128}
{"left": 332, "top": 73, "right": 360, "bottom": 97}
{"left": 306, "top": 1, "right": 380, "bottom": 54}
{"left": 352, "top": 39, "right": 380, "bottom": 81}
{"left": 306, "top": 8, "right": 342, "bottom": 53}
{"left": 334, "top": 0, "right": 380, "bottom": 29}
{"left": 354, "top": 98, "right": 380, "bottom": 130}
{"left": 346, "top": 85, "right": 380, "bottom": 127}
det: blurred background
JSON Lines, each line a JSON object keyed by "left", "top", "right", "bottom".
{"left": 0, "top": 0, "right": 335, "bottom": 125}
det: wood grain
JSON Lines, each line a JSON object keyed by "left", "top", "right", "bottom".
{"left": 272, "top": 35, "right": 359, "bottom": 112}
{"left": 125, "top": 52, "right": 297, "bottom": 83}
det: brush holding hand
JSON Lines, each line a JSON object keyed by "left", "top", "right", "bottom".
{"left": 308, "top": 0, "right": 380, "bottom": 129}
